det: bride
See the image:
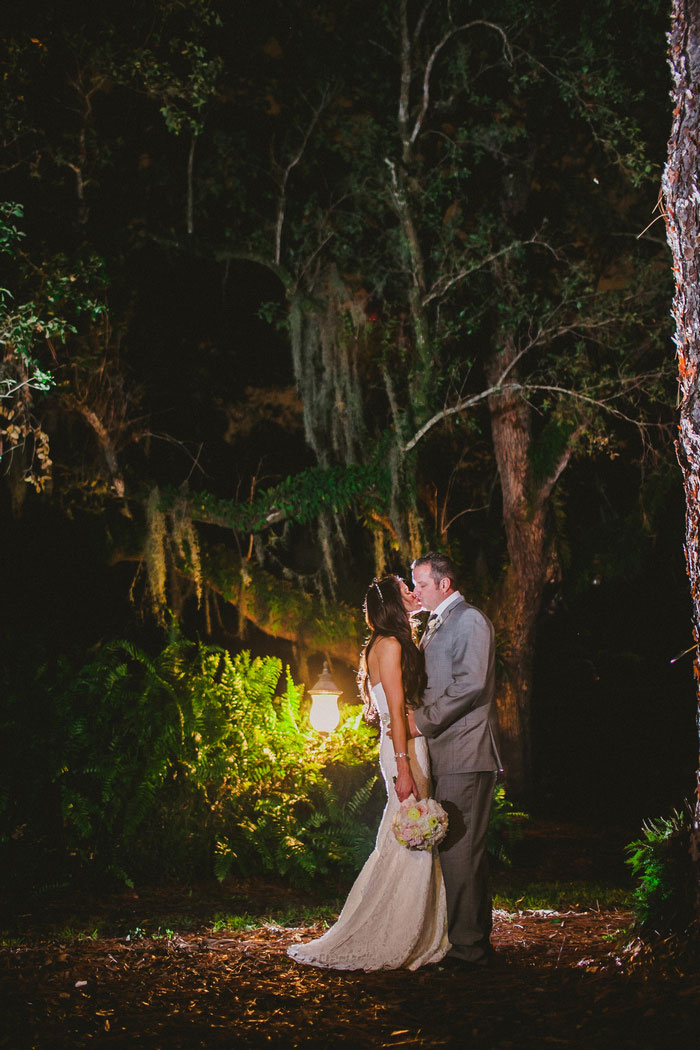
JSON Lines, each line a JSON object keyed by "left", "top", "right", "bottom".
{"left": 287, "top": 575, "right": 449, "bottom": 971}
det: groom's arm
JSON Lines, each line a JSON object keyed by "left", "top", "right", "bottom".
{"left": 413, "top": 611, "right": 492, "bottom": 739}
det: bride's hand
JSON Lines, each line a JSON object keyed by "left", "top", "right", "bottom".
{"left": 394, "top": 763, "right": 420, "bottom": 803}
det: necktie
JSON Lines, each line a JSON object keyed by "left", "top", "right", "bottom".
{"left": 421, "top": 613, "right": 440, "bottom": 647}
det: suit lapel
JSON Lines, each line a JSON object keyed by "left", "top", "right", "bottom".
{"left": 421, "top": 596, "right": 465, "bottom": 649}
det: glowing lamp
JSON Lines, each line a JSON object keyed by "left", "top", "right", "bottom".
{"left": 308, "top": 661, "right": 342, "bottom": 734}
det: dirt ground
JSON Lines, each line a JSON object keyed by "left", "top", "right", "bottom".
{"left": 2, "top": 824, "right": 698, "bottom": 1050}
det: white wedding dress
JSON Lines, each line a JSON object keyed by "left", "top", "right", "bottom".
{"left": 287, "top": 683, "right": 450, "bottom": 971}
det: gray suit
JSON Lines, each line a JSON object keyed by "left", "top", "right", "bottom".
{"left": 414, "top": 596, "right": 501, "bottom": 963}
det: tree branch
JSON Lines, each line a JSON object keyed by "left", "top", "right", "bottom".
{"left": 186, "top": 131, "right": 196, "bottom": 236}
{"left": 403, "top": 385, "right": 503, "bottom": 451}
{"left": 274, "top": 94, "right": 329, "bottom": 266}
{"left": 213, "top": 249, "right": 293, "bottom": 290}
{"left": 422, "top": 236, "right": 539, "bottom": 307}
{"left": 403, "top": 376, "right": 664, "bottom": 453}
{"left": 411, "top": 20, "right": 511, "bottom": 148}
{"left": 66, "top": 396, "right": 127, "bottom": 502}
{"left": 536, "top": 421, "right": 588, "bottom": 505}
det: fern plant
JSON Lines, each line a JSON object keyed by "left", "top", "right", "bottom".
{"left": 219, "top": 775, "right": 380, "bottom": 885}
{"left": 2, "top": 625, "right": 528, "bottom": 896}
{"left": 626, "top": 807, "right": 695, "bottom": 934}
{"left": 2, "top": 624, "right": 384, "bottom": 890}
{"left": 487, "top": 784, "right": 528, "bottom": 866}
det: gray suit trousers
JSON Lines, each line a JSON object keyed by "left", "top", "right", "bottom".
{"left": 434, "top": 770, "right": 497, "bottom": 963}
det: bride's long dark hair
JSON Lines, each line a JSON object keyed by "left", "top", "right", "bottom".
{"left": 357, "top": 575, "right": 426, "bottom": 717}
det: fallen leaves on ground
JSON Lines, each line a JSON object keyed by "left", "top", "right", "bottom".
{"left": 2, "top": 897, "right": 698, "bottom": 1050}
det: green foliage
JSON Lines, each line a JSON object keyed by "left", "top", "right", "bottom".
{"left": 0, "top": 201, "right": 23, "bottom": 254}
{"left": 0, "top": 202, "right": 63, "bottom": 396}
{"left": 0, "top": 200, "right": 109, "bottom": 495}
{"left": 487, "top": 783, "right": 528, "bottom": 866}
{"left": 191, "top": 543, "right": 365, "bottom": 657}
{"left": 214, "top": 768, "right": 379, "bottom": 885}
{"left": 2, "top": 627, "right": 530, "bottom": 899}
{"left": 626, "top": 808, "right": 696, "bottom": 934}
{"left": 131, "top": 0, "right": 224, "bottom": 138}
{"left": 0, "top": 203, "right": 107, "bottom": 386}
{"left": 196, "top": 0, "right": 673, "bottom": 594}
{"left": 185, "top": 459, "right": 393, "bottom": 534}
{"left": 529, "top": 419, "right": 579, "bottom": 488}
{"left": 0, "top": 628, "right": 381, "bottom": 895}
{"left": 0, "top": 0, "right": 680, "bottom": 832}
{"left": 492, "top": 880, "right": 631, "bottom": 913}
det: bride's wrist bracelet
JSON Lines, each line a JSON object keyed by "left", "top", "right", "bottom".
{"left": 394, "top": 752, "right": 409, "bottom": 759}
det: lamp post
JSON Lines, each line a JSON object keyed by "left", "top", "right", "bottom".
{"left": 308, "top": 661, "right": 342, "bottom": 734}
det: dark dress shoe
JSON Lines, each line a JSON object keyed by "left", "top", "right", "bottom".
{"left": 438, "top": 954, "right": 489, "bottom": 971}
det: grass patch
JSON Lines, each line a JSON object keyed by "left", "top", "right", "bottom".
{"left": 0, "top": 860, "right": 634, "bottom": 951}
{"left": 211, "top": 912, "right": 259, "bottom": 933}
{"left": 0, "top": 935, "right": 24, "bottom": 948}
{"left": 211, "top": 903, "right": 341, "bottom": 932}
{"left": 492, "top": 878, "right": 632, "bottom": 912}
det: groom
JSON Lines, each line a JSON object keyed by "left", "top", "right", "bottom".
{"left": 408, "top": 552, "right": 502, "bottom": 968}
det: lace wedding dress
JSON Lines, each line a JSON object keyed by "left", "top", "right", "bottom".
{"left": 287, "top": 683, "right": 449, "bottom": 971}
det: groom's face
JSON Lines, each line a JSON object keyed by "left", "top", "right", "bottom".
{"left": 412, "top": 565, "right": 449, "bottom": 611}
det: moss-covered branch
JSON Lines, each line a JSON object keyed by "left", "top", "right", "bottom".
{"left": 169, "top": 461, "right": 391, "bottom": 534}
{"left": 202, "top": 545, "right": 365, "bottom": 667}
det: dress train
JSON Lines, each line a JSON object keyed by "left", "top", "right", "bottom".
{"left": 287, "top": 683, "right": 449, "bottom": 971}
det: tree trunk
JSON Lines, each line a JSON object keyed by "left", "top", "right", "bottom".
{"left": 186, "top": 131, "right": 196, "bottom": 236}
{"left": 487, "top": 355, "right": 552, "bottom": 799}
{"left": 663, "top": 0, "right": 700, "bottom": 915}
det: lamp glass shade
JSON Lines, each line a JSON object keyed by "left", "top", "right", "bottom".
{"left": 308, "top": 661, "right": 342, "bottom": 733}
{"left": 309, "top": 693, "right": 341, "bottom": 733}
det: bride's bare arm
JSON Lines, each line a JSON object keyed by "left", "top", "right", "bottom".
{"left": 374, "top": 637, "right": 420, "bottom": 802}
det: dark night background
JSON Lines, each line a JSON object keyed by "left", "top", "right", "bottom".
{"left": 1, "top": 0, "right": 696, "bottom": 897}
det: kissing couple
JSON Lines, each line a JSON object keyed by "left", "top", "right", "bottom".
{"left": 288, "top": 551, "right": 502, "bottom": 971}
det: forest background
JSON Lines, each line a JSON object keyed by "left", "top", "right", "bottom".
{"left": 1, "top": 0, "right": 695, "bottom": 899}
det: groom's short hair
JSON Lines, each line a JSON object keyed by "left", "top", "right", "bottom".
{"left": 412, "top": 551, "right": 459, "bottom": 590}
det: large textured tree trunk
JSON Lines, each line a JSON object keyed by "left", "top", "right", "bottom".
{"left": 663, "top": 0, "right": 700, "bottom": 914}
{"left": 487, "top": 340, "right": 556, "bottom": 800}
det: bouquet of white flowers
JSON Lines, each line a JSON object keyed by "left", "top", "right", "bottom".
{"left": 391, "top": 794, "right": 448, "bottom": 851}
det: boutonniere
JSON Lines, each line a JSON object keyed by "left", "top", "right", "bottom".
{"left": 422, "top": 613, "right": 441, "bottom": 645}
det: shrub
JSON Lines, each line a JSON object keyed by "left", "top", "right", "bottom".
{"left": 626, "top": 807, "right": 696, "bottom": 934}
{"left": 487, "top": 783, "right": 528, "bottom": 865}
{"left": 0, "top": 627, "right": 382, "bottom": 893}
{"left": 1, "top": 626, "right": 528, "bottom": 897}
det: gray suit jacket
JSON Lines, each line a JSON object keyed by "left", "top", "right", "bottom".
{"left": 413, "top": 597, "right": 502, "bottom": 776}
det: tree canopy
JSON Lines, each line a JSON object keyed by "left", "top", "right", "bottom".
{"left": 0, "top": 0, "right": 689, "bottom": 801}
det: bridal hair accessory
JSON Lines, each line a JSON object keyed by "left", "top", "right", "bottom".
{"left": 392, "top": 795, "right": 448, "bottom": 851}
{"left": 373, "top": 580, "right": 385, "bottom": 602}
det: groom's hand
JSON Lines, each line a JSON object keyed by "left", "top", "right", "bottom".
{"left": 407, "top": 710, "right": 422, "bottom": 738}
